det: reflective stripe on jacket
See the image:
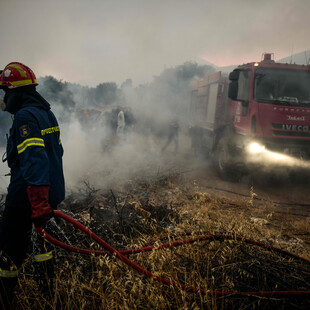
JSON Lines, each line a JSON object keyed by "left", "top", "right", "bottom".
{"left": 33, "top": 251, "right": 53, "bottom": 263}
{"left": 6, "top": 106, "right": 65, "bottom": 206}
{"left": 0, "top": 268, "right": 18, "bottom": 278}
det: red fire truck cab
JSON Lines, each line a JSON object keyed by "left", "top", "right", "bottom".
{"left": 189, "top": 53, "right": 310, "bottom": 181}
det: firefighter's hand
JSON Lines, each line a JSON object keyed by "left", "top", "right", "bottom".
{"left": 27, "top": 185, "right": 54, "bottom": 226}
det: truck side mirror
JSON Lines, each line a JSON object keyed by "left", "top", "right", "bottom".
{"left": 228, "top": 81, "right": 238, "bottom": 100}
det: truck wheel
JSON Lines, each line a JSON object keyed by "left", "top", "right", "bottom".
{"left": 216, "top": 138, "right": 242, "bottom": 182}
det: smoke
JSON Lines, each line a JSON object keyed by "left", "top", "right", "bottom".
{"left": 63, "top": 125, "right": 162, "bottom": 190}
{"left": 60, "top": 111, "right": 180, "bottom": 192}
{"left": 0, "top": 150, "right": 9, "bottom": 194}
{"left": 0, "top": 62, "right": 210, "bottom": 195}
{"left": 1, "top": 58, "right": 310, "bottom": 194}
{"left": 37, "top": 62, "right": 213, "bottom": 192}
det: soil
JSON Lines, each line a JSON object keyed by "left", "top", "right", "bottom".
{"left": 168, "top": 151, "right": 310, "bottom": 259}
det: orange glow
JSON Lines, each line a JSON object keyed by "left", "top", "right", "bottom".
{"left": 199, "top": 53, "right": 261, "bottom": 67}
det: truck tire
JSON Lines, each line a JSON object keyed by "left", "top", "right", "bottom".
{"left": 215, "top": 137, "right": 243, "bottom": 182}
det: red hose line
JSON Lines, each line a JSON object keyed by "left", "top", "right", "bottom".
{"left": 35, "top": 210, "right": 310, "bottom": 297}
{"left": 142, "top": 232, "right": 310, "bottom": 263}
{"left": 35, "top": 227, "right": 310, "bottom": 263}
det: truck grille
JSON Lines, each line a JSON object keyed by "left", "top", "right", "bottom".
{"left": 273, "top": 130, "right": 310, "bottom": 137}
{"left": 272, "top": 123, "right": 310, "bottom": 137}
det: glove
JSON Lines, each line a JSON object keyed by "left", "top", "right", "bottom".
{"left": 27, "top": 185, "right": 54, "bottom": 226}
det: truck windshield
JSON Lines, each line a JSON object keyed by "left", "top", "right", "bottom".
{"left": 254, "top": 67, "right": 310, "bottom": 106}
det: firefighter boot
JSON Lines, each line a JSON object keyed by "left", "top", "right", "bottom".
{"left": 0, "top": 269, "right": 18, "bottom": 310}
{"left": 33, "top": 257, "right": 54, "bottom": 304}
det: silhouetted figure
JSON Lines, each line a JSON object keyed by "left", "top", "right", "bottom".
{"left": 161, "top": 119, "right": 179, "bottom": 154}
{"left": 116, "top": 110, "right": 126, "bottom": 141}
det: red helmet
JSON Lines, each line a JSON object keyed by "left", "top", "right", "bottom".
{"left": 0, "top": 62, "right": 38, "bottom": 89}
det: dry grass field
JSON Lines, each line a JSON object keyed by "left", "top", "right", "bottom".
{"left": 11, "top": 165, "right": 310, "bottom": 310}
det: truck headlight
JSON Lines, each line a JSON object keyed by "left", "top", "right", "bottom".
{"left": 248, "top": 142, "right": 265, "bottom": 154}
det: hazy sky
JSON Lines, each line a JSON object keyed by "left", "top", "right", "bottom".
{"left": 1, "top": 0, "right": 309, "bottom": 86}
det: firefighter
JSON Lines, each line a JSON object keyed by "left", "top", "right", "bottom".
{"left": 0, "top": 62, "right": 65, "bottom": 308}
{"left": 161, "top": 118, "right": 179, "bottom": 155}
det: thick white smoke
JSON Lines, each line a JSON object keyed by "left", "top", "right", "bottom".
{"left": 54, "top": 67, "right": 202, "bottom": 193}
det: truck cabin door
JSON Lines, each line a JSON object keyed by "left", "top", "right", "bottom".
{"left": 228, "top": 69, "right": 251, "bottom": 134}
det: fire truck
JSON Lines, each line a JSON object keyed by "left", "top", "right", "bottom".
{"left": 189, "top": 53, "right": 310, "bottom": 181}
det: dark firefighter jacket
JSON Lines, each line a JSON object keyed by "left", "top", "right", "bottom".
{"left": 4, "top": 86, "right": 65, "bottom": 207}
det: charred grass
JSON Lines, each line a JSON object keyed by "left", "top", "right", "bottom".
{"left": 12, "top": 173, "right": 310, "bottom": 309}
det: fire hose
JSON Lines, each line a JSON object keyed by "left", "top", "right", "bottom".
{"left": 35, "top": 210, "right": 310, "bottom": 298}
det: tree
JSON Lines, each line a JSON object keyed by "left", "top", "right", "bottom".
{"left": 37, "top": 76, "right": 75, "bottom": 110}
{"left": 94, "top": 83, "right": 118, "bottom": 106}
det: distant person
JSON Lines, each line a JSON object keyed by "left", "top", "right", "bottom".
{"left": 0, "top": 62, "right": 65, "bottom": 307}
{"left": 161, "top": 118, "right": 179, "bottom": 154}
{"left": 116, "top": 110, "right": 126, "bottom": 141}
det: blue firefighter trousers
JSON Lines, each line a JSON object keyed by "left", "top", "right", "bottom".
{"left": 0, "top": 199, "right": 54, "bottom": 309}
